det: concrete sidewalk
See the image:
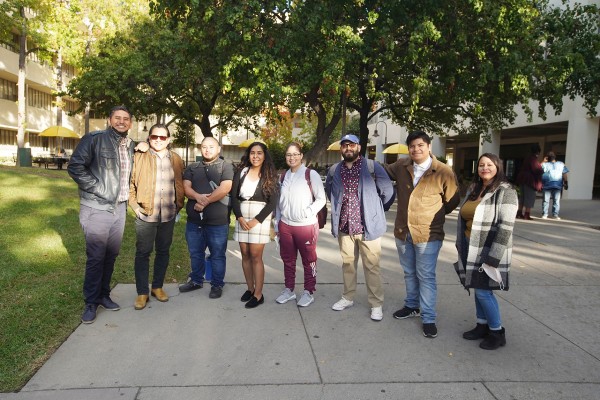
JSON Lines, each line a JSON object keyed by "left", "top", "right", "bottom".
{"left": 3, "top": 200, "right": 599, "bottom": 400}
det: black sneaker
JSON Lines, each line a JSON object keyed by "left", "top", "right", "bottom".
{"left": 81, "top": 303, "right": 98, "bottom": 324}
{"left": 393, "top": 306, "right": 420, "bottom": 319}
{"left": 209, "top": 286, "right": 223, "bottom": 299}
{"left": 423, "top": 323, "right": 438, "bottom": 338}
{"left": 179, "top": 280, "right": 203, "bottom": 293}
{"left": 98, "top": 296, "right": 120, "bottom": 311}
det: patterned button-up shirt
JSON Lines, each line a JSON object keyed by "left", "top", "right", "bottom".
{"left": 339, "top": 156, "right": 363, "bottom": 235}
{"left": 117, "top": 136, "right": 132, "bottom": 202}
{"left": 140, "top": 150, "right": 176, "bottom": 223}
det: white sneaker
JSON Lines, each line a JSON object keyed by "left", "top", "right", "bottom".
{"left": 371, "top": 306, "right": 383, "bottom": 321}
{"left": 553, "top": 215, "right": 561, "bottom": 220}
{"left": 297, "top": 290, "right": 314, "bottom": 307}
{"left": 275, "top": 288, "right": 296, "bottom": 304}
{"left": 541, "top": 215, "right": 548, "bottom": 219}
{"left": 332, "top": 297, "right": 354, "bottom": 311}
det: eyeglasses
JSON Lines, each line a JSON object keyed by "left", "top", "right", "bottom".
{"left": 149, "top": 135, "right": 169, "bottom": 141}
{"left": 285, "top": 153, "right": 302, "bottom": 158}
{"left": 341, "top": 143, "right": 358, "bottom": 149}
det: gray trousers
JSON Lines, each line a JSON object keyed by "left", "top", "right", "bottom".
{"left": 79, "top": 202, "right": 127, "bottom": 304}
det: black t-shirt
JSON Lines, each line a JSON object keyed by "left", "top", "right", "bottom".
{"left": 183, "top": 159, "right": 234, "bottom": 225}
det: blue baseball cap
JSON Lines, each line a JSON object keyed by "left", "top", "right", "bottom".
{"left": 340, "top": 134, "right": 360, "bottom": 144}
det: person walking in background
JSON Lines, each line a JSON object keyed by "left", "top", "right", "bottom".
{"left": 515, "top": 144, "right": 542, "bottom": 220}
{"left": 384, "top": 130, "right": 459, "bottom": 338}
{"left": 68, "top": 105, "right": 135, "bottom": 324}
{"left": 541, "top": 151, "right": 569, "bottom": 220}
{"left": 128, "top": 124, "right": 184, "bottom": 310}
{"left": 454, "top": 153, "right": 517, "bottom": 350}
{"left": 325, "top": 134, "right": 395, "bottom": 321}
{"left": 232, "top": 142, "right": 279, "bottom": 309}
{"left": 179, "top": 137, "right": 234, "bottom": 299}
{"left": 274, "top": 142, "right": 326, "bottom": 307}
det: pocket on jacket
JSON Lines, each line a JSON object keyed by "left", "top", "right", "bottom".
{"left": 99, "top": 150, "right": 117, "bottom": 169}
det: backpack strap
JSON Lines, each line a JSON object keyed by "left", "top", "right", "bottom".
{"left": 305, "top": 168, "right": 316, "bottom": 200}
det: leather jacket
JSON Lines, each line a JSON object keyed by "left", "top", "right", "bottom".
{"left": 68, "top": 128, "right": 135, "bottom": 212}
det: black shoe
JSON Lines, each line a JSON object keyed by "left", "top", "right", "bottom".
{"left": 81, "top": 303, "right": 98, "bottom": 324}
{"left": 245, "top": 295, "right": 264, "bottom": 309}
{"left": 480, "top": 327, "right": 506, "bottom": 350}
{"left": 179, "top": 280, "right": 203, "bottom": 293}
{"left": 209, "top": 286, "right": 223, "bottom": 299}
{"left": 423, "top": 323, "right": 438, "bottom": 338}
{"left": 393, "top": 306, "right": 420, "bottom": 319}
{"left": 98, "top": 296, "right": 120, "bottom": 311}
{"left": 240, "top": 290, "right": 254, "bottom": 302}
{"left": 462, "top": 323, "right": 490, "bottom": 340}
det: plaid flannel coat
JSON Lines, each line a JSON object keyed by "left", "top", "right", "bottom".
{"left": 454, "top": 183, "right": 518, "bottom": 291}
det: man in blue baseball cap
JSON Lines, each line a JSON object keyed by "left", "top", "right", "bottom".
{"left": 325, "top": 133, "right": 395, "bottom": 321}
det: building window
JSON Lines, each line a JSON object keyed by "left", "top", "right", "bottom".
{"left": 0, "top": 78, "right": 18, "bottom": 101}
{"left": 63, "top": 99, "right": 79, "bottom": 113}
{"left": 63, "top": 63, "right": 76, "bottom": 78}
{"left": 88, "top": 109, "right": 105, "bottom": 119}
{"left": 0, "top": 129, "right": 17, "bottom": 146}
{"left": 27, "top": 88, "right": 53, "bottom": 110}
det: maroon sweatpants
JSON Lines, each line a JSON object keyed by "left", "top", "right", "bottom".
{"left": 278, "top": 221, "right": 318, "bottom": 293}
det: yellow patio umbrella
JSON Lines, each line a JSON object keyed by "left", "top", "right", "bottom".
{"left": 238, "top": 138, "right": 265, "bottom": 148}
{"left": 382, "top": 143, "right": 409, "bottom": 154}
{"left": 327, "top": 141, "right": 341, "bottom": 151}
{"left": 38, "top": 126, "right": 81, "bottom": 138}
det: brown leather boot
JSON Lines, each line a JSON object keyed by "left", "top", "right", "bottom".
{"left": 134, "top": 295, "right": 149, "bottom": 310}
{"left": 151, "top": 288, "right": 169, "bottom": 302}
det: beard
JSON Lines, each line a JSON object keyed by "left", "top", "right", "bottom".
{"left": 202, "top": 154, "right": 219, "bottom": 163}
{"left": 342, "top": 150, "right": 359, "bottom": 162}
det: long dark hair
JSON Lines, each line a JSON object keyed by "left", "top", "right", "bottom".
{"left": 240, "top": 142, "right": 278, "bottom": 197}
{"left": 468, "top": 153, "right": 509, "bottom": 200}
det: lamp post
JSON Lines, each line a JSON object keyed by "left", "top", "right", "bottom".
{"left": 374, "top": 120, "right": 388, "bottom": 145}
{"left": 373, "top": 121, "right": 388, "bottom": 162}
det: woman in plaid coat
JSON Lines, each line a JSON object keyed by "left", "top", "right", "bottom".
{"left": 454, "top": 153, "right": 518, "bottom": 350}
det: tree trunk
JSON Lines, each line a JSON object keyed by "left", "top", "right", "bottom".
{"left": 303, "top": 87, "right": 342, "bottom": 166}
{"left": 17, "top": 7, "right": 27, "bottom": 151}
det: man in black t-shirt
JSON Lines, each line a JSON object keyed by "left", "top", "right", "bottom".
{"left": 179, "top": 137, "right": 234, "bottom": 299}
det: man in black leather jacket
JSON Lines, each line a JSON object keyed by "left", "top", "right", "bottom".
{"left": 68, "top": 105, "right": 135, "bottom": 324}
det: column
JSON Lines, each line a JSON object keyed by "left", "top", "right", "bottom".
{"left": 564, "top": 103, "right": 599, "bottom": 200}
{"left": 479, "top": 129, "right": 501, "bottom": 157}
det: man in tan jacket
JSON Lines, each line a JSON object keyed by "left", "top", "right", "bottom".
{"left": 385, "top": 131, "right": 459, "bottom": 338}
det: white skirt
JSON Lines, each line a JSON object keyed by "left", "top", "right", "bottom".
{"left": 234, "top": 200, "right": 272, "bottom": 244}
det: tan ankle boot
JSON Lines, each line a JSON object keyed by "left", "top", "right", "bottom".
{"left": 151, "top": 288, "right": 169, "bottom": 302}
{"left": 134, "top": 295, "right": 149, "bottom": 310}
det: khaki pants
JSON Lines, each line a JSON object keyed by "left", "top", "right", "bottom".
{"left": 338, "top": 233, "right": 384, "bottom": 307}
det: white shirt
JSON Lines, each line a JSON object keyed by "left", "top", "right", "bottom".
{"left": 413, "top": 156, "right": 432, "bottom": 187}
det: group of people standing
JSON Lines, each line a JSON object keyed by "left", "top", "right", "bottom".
{"left": 68, "top": 105, "right": 528, "bottom": 351}
{"left": 516, "top": 144, "right": 569, "bottom": 220}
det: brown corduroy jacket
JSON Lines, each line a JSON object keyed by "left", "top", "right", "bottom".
{"left": 385, "top": 155, "right": 460, "bottom": 244}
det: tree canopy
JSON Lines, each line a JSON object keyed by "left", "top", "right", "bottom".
{"left": 66, "top": 0, "right": 600, "bottom": 158}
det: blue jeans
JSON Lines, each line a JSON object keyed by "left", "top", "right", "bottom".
{"left": 185, "top": 222, "right": 228, "bottom": 287}
{"left": 474, "top": 289, "right": 502, "bottom": 330}
{"left": 542, "top": 188, "right": 561, "bottom": 217}
{"left": 395, "top": 235, "right": 442, "bottom": 324}
{"left": 134, "top": 217, "right": 176, "bottom": 295}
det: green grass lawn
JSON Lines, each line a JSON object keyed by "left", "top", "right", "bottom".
{"left": 0, "top": 165, "right": 206, "bottom": 392}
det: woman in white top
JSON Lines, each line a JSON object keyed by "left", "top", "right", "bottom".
{"left": 274, "top": 142, "right": 326, "bottom": 307}
{"left": 231, "top": 142, "right": 278, "bottom": 308}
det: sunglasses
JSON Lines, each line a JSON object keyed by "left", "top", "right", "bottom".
{"left": 149, "top": 135, "right": 169, "bottom": 141}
